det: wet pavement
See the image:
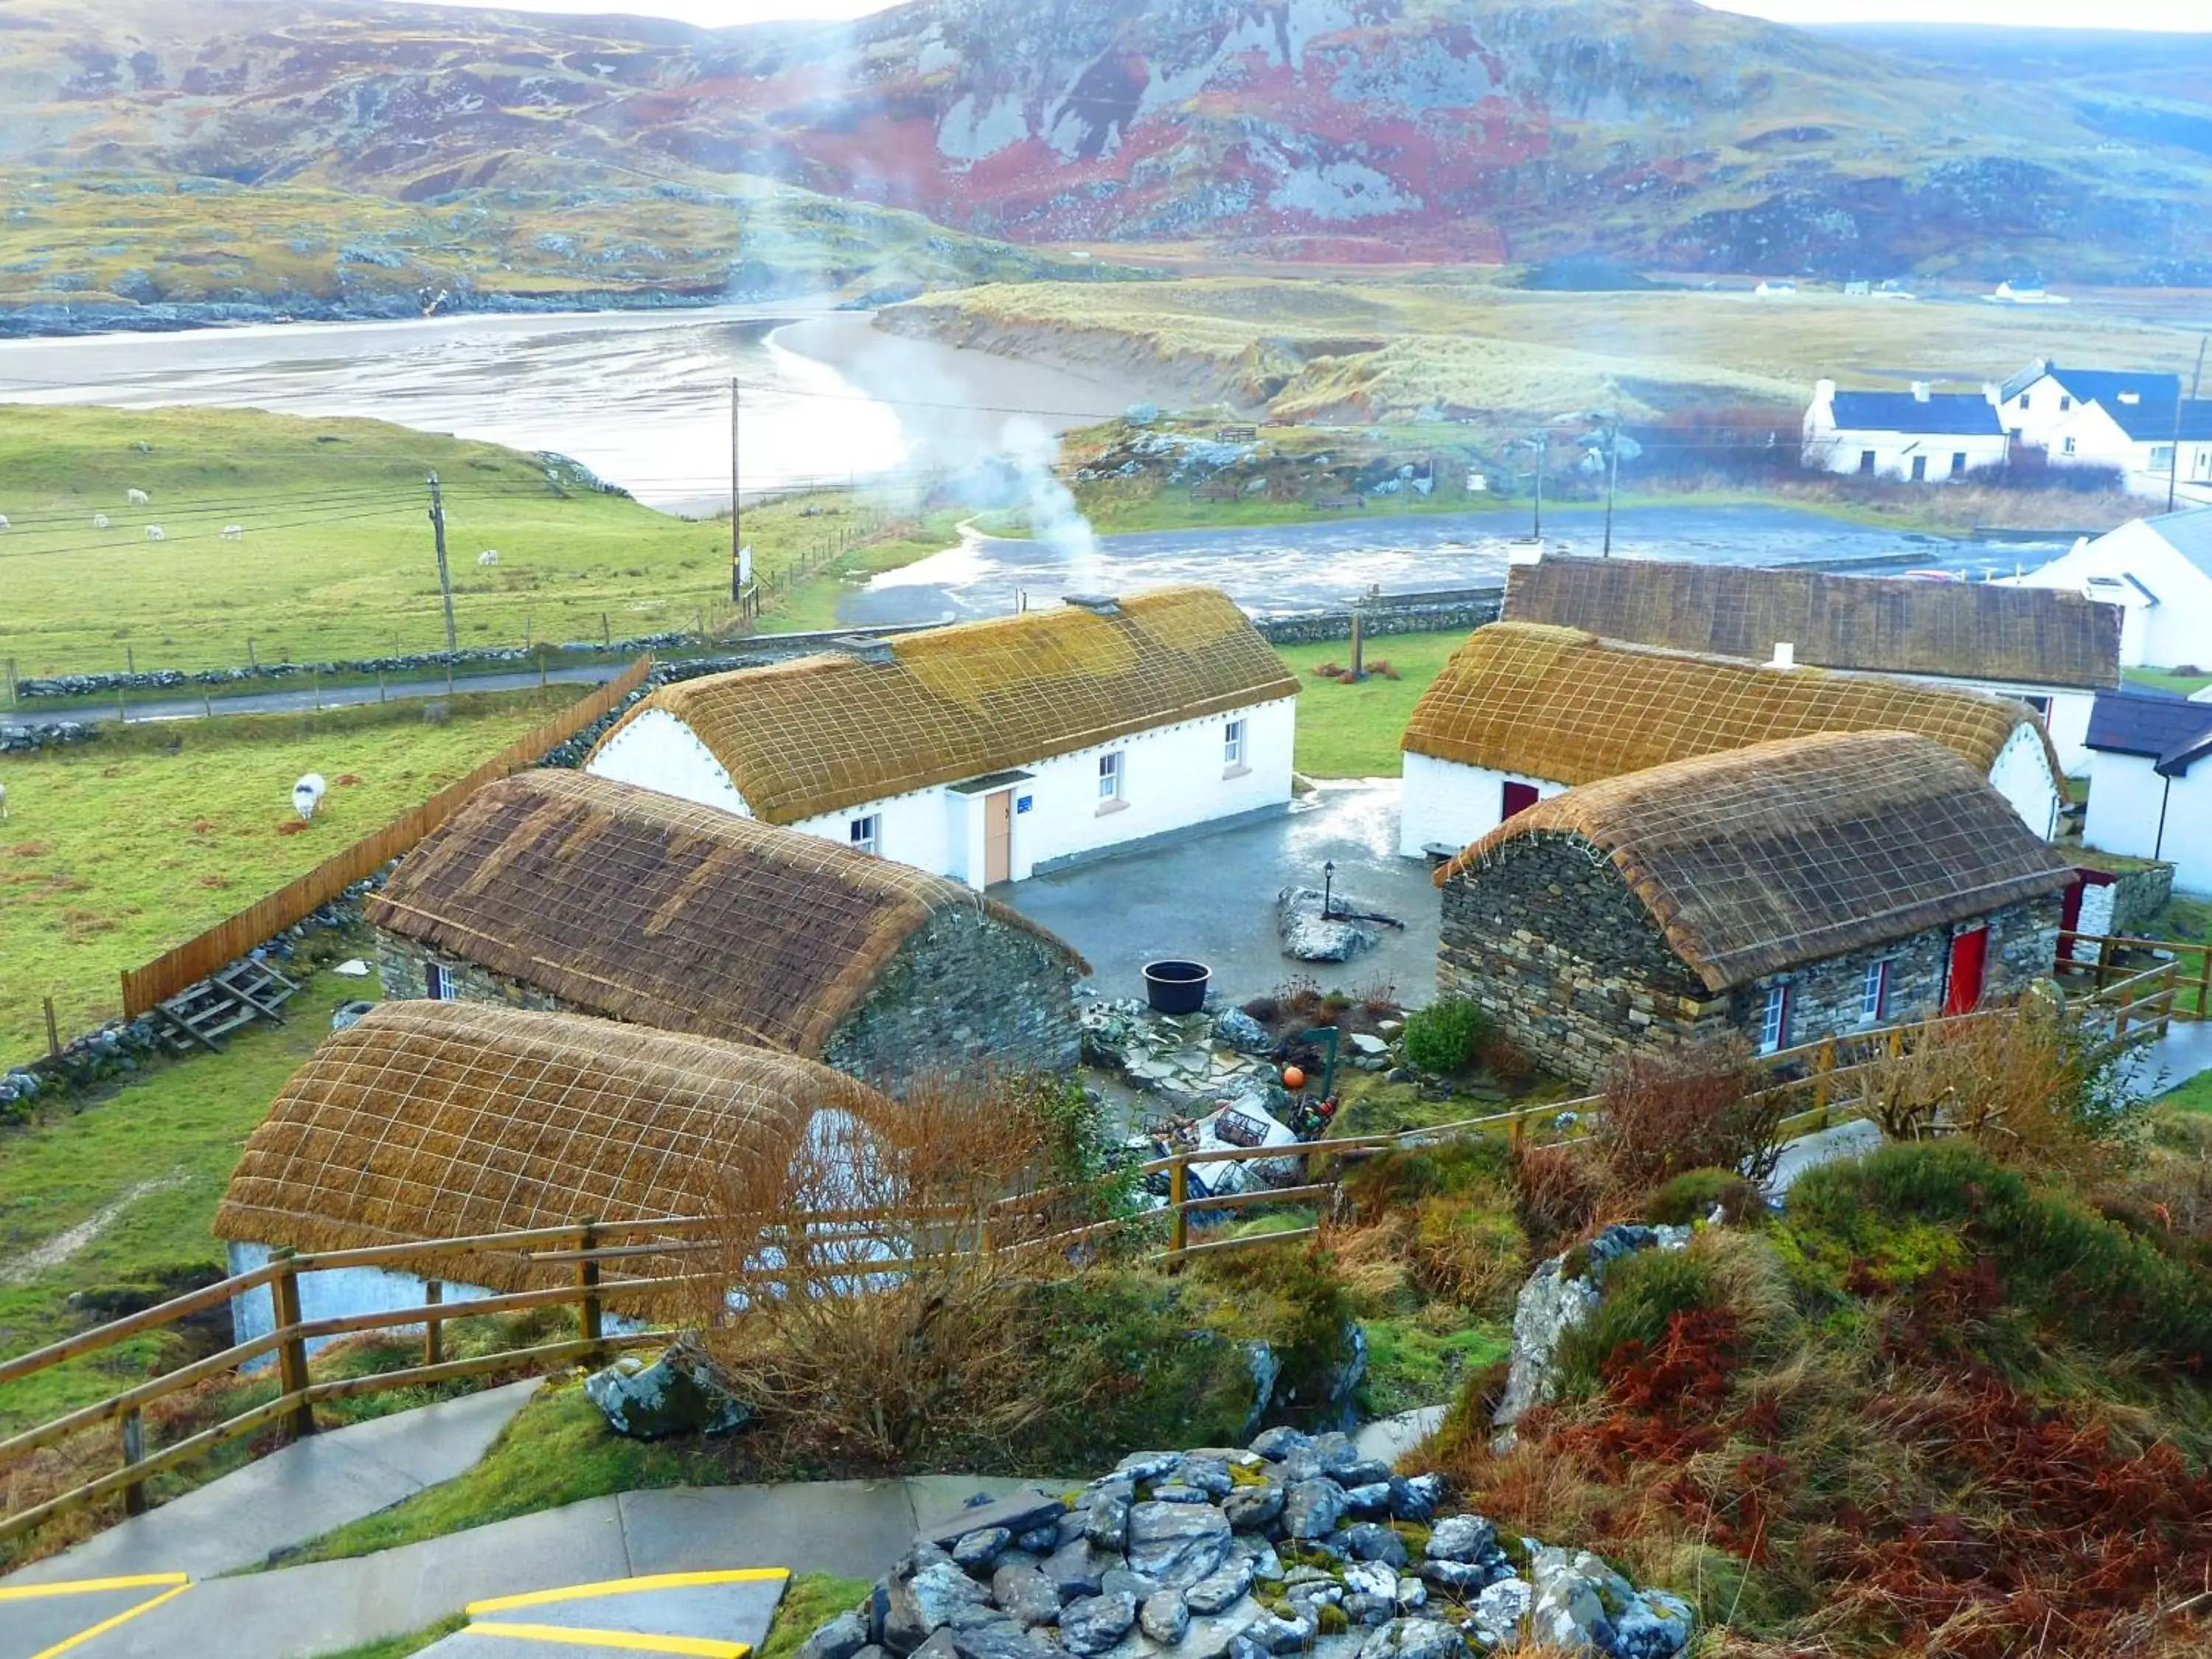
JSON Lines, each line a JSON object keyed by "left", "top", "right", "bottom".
{"left": 838, "top": 502, "right": 2073, "bottom": 627}
{"left": 1003, "top": 780, "right": 1442, "bottom": 1009}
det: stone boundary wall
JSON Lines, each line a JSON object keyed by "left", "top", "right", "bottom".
{"left": 1253, "top": 588, "right": 1503, "bottom": 647}
{"left": 0, "top": 719, "right": 100, "bottom": 755}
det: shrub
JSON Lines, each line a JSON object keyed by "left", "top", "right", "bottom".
{"left": 1242, "top": 994, "right": 1280, "bottom": 1023}
{"left": 1647, "top": 1166, "right": 1764, "bottom": 1228}
{"left": 1551, "top": 1247, "right": 1722, "bottom": 1400}
{"left": 1595, "top": 1037, "right": 1778, "bottom": 1200}
{"left": 1514, "top": 1141, "right": 1604, "bottom": 1256}
{"left": 1403, "top": 998, "right": 1487, "bottom": 1074}
{"left": 1478, "top": 1034, "right": 1537, "bottom": 1083}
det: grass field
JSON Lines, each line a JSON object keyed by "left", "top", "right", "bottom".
{"left": 1277, "top": 631, "right": 1463, "bottom": 779}
{"left": 0, "top": 688, "right": 578, "bottom": 1062}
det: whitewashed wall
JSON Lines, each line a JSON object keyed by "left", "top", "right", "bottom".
{"left": 1397, "top": 754, "right": 1565, "bottom": 858}
{"left": 225, "top": 1241, "right": 499, "bottom": 1364}
{"left": 2085, "top": 755, "right": 2212, "bottom": 894}
{"left": 1986, "top": 722, "right": 2065, "bottom": 840}
{"left": 2010, "top": 523, "right": 2212, "bottom": 669}
{"left": 588, "top": 708, "right": 751, "bottom": 814}
{"left": 1804, "top": 425, "right": 2008, "bottom": 482}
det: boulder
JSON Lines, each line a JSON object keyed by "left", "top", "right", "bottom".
{"left": 948, "top": 1624, "right": 1051, "bottom": 1659}
{"left": 1101, "top": 1568, "right": 1162, "bottom": 1599}
{"left": 1426, "top": 1515, "right": 1497, "bottom": 1564}
{"left": 1282, "top": 1479, "right": 1346, "bottom": 1540}
{"left": 1472, "top": 1577, "right": 1531, "bottom": 1644}
{"left": 885, "top": 1560, "right": 992, "bottom": 1654}
{"left": 1360, "top": 1618, "right": 1468, "bottom": 1659}
{"left": 1339, "top": 1522, "right": 1408, "bottom": 1566}
{"left": 1125, "top": 1500, "right": 1233, "bottom": 1587}
{"left": 1278, "top": 886, "right": 1380, "bottom": 963}
{"left": 1183, "top": 1557, "right": 1255, "bottom": 1615}
{"left": 1248, "top": 1426, "right": 1310, "bottom": 1461}
{"left": 1179, "top": 1457, "right": 1234, "bottom": 1497}
{"left": 1058, "top": 1592, "right": 1137, "bottom": 1657}
{"left": 799, "top": 1611, "right": 869, "bottom": 1659}
{"left": 1041, "top": 1537, "right": 1119, "bottom": 1599}
{"left": 1086, "top": 1495, "right": 1132, "bottom": 1551}
{"left": 1220, "top": 1482, "right": 1284, "bottom": 1532}
{"left": 921, "top": 1492, "right": 1067, "bottom": 1551}
{"left": 1141, "top": 1589, "right": 1192, "bottom": 1644}
{"left": 1494, "top": 1225, "right": 1689, "bottom": 1447}
{"left": 1213, "top": 1008, "right": 1271, "bottom": 1053}
{"left": 952, "top": 1528, "right": 1011, "bottom": 1575}
{"left": 1389, "top": 1475, "right": 1443, "bottom": 1523}
{"left": 990, "top": 1563, "right": 1062, "bottom": 1630}
{"left": 582, "top": 1335, "right": 748, "bottom": 1439}
{"left": 1340, "top": 1481, "right": 1394, "bottom": 1517}
{"left": 1530, "top": 1548, "right": 1693, "bottom": 1659}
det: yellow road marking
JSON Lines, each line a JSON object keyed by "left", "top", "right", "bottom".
{"left": 468, "top": 1621, "right": 749, "bottom": 1658}
{"left": 467, "top": 1568, "right": 789, "bottom": 1615}
{"left": 26, "top": 1582, "right": 193, "bottom": 1659}
{"left": 0, "top": 1574, "right": 190, "bottom": 1600}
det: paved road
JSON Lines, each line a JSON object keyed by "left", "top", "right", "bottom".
{"left": 80, "top": 667, "right": 625, "bottom": 726}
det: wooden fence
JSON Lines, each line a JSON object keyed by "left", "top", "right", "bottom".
{"left": 117, "top": 658, "right": 654, "bottom": 1018}
{"left": 2058, "top": 930, "right": 2208, "bottom": 1023}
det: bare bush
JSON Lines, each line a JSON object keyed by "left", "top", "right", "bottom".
{"left": 1595, "top": 1036, "right": 1778, "bottom": 1199}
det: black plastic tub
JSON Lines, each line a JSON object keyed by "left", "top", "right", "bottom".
{"left": 1142, "top": 959, "right": 1212, "bottom": 1015}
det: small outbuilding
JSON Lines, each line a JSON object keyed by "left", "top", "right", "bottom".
{"left": 1433, "top": 731, "right": 2074, "bottom": 1083}
{"left": 366, "top": 771, "right": 1088, "bottom": 1093}
{"left": 1503, "top": 554, "right": 2121, "bottom": 773}
{"left": 583, "top": 585, "right": 1299, "bottom": 886}
{"left": 1397, "top": 622, "right": 2067, "bottom": 857}
{"left": 2081, "top": 689, "right": 2212, "bottom": 894}
{"left": 213, "top": 1001, "right": 895, "bottom": 1352}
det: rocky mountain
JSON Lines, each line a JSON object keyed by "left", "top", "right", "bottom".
{"left": 1, "top": 0, "right": 2209, "bottom": 305}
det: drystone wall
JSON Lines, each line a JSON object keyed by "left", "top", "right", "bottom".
{"left": 373, "top": 934, "right": 564, "bottom": 1015}
{"left": 1253, "top": 590, "right": 1502, "bottom": 648}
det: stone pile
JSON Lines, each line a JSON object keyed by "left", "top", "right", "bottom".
{"left": 798, "top": 1431, "right": 1693, "bottom": 1659}
{"left": 1079, "top": 1000, "right": 1279, "bottom": 1108}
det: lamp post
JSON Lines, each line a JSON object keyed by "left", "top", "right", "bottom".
{"left": 1321, "top": 860, "right": 1335, "bottom": 921}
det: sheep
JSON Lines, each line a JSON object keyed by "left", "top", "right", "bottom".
{"left": 0, "top": 782, "right": 7, "bottom": 822}
{"left": 221, "top": 524, "right": 243, "bottom": 540}
{"left": 292, "top": 773, "right": 326, "bottom": 821}
{"left": 146, "top": 525, "right": 167, "bottom": 542}
{"left": 0, "top": 514, "right": 10, "bottom": 532}
{"left": 126, "top": 488, "right": 150, "bottom": 507}
{"left": 92, "top": 512, "right": 111, "bottom": 530}
{"left": 477, "top": 549, "right": 499, "bottom": 566}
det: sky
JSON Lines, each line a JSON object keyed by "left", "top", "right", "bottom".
{"left": 389, "top": 0, "right": 2212, "bottom": 29}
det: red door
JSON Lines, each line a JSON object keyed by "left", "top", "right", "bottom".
{"left": 1944, "top": 927, "right": 1989, "bottom": 1016}
{"left": 1502, "top": 782, "right": 1540, "bottom": 821}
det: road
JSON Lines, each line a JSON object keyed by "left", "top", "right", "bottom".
{"left": 37, "top": 665, "right": 627, "bottom": 726}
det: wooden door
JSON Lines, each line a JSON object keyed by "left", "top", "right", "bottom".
{"left": 1502, "top": 781, "right": 1540, "bottom": 821}
{"left": 984, "top": 790, "right": 1012, "bottom": 886}
{"left": 1944, "top": 926, "right": 1989, "bottom": 1016}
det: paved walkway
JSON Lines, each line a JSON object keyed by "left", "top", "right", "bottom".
{"left": 2138, "top": 1017, "right": 2212, "bottom": 1094}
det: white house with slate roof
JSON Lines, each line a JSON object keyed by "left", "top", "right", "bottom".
{"left": 1802, "top": 381, "right": 2008, "bottom": 483}
{"left": 2082, "top": 689, "right": 2212, "bottom": 893}
{"left": 1994, "top": 360, "right": 2212, "bottom": 502}
{"left": 2006, "top": 509, "right": 2212, "bottom": 669}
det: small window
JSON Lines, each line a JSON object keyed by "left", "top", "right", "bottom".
{"left": 1861, "top": 960, "right": 1891, "bottom": 1024}
{"left": 1758, "top": 984, "right": 1790, "bottom": 1055}
{"left": 426, "top": 962, "right": 458, "bottom": 1001}
{"left": 2019, "top": 394, "right": 2032, "bottom": 410}
{"left": 1950, "top": 451, "right": 1967, "bottom": 477}
{"left": 848, "top": 815, "right": 880, "bottom": 856}
{"left": 1910, "top": 455, "right": 1928, "bottom": 482}
{"left": 1099, "top": 751, "right": 1124, "bottom": 801}
{"left": 2151, "top": 445, "right": 2174, "bottom": 469}
{"left": 2062, "top": 436, "right": 2078, "bottom": 456}
{"left": 1223, "top": 719, "right": 1245, "bottom": 768}
{"left": 1858, "top": 450, "right": 1877, "bottom": 475}
{"left": 2058, "top": 395, "right": 2071, "bottom": 411}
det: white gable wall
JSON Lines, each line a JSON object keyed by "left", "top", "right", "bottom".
{"left": 2085, "top": 754, "right": 2212, "bottom": 894}
{"left": 1397, "top": 754, "right": 1567, "bottom": 858}
{"left": 2009, "top": 521, "right": 2212, "bottom": 668}
{"left": 1986, "top": 721, "right": 2065, "bottom": 839}
{"left": 587, "top": 707, "right": 754, "bottom": 815}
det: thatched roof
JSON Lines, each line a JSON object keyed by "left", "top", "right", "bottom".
{"left": 365, "top": 771, "right": 1085, "bottom": 1058}
{"left": 1503, "top": 557, "right": 2121, "bottom": 690}
{"left": 586, "top": 586, "right": 1297, "bottom": 823}
{"left": 212, "top": 1002, "right": 891, "bottom": 1303}
{"left": 1438, "top": 731, "right": 2073, "bottom": 992}
{"left": 1402, "top": 622, "right": 2062, "bottom": 786}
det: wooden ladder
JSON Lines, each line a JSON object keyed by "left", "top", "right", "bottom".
{"left": 153, "top": 959, "right": 301, "bottom": 1054}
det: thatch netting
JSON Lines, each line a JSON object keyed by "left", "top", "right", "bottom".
{"left": 586, "top": 586, "right": 1298, "bottom": 823}
{"left": 212, "top": 1001, "right": 893, "bottom": 1307}
{"left": 1503, "top": 556, "right": 2121, "bottom": 690}
{"left": 365, "top": 772, "right": 1085, "bottom": 1058}
{"left": 1402, "top": 622, "right": 2061, "bottom": 786}
{"left": 1437, "top": 731, "right": 2075, "bottom": 992}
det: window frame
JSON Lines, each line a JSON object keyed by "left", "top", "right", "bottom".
{"left": 1223, "top": 718, "right": 1246, "bottom": 769}
{"left": 1099, "top": 750, "right": 1124, "bottom": 801}
{"left": 1860, "top": 959, "right": 1891, "bottom": 1025}
{"left": 2062, "top": 436, "right": 2078, "bottom": 456}
{"left": 1758, "top": 983, "right": 1791, "bottom": 1055}
{"left": 427, "top": 961, "right": 458, "bottom": 1001}
{"left": 849, "top": 814, "right": 880, "bottom": 856}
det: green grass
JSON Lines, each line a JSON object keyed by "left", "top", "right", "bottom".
{"left": 2160, "top": 1073, "right": 2212, "bottom": 1115}
{"left": 1361, "top": 1317, "right": 1512, "bottom": 1419}
{"left": 2124, "top": 668, "right": 2212, "bottom": 695}
{"left": 759, "top": 1576, "right": 874, "bottom": 1659}
{"left": 305, "top": 1617, "right": 466, "bottom": 1659}
{"left": 1273, "top": 631, "right": 1464, "bottom": 778}
{"left": 0, "top": 687, "right": 581, "bottom": 1062}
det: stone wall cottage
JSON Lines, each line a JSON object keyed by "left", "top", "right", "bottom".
{"left": 1503, "top": 554, "right": 2121, "bottom": 775}
{"left": 582, "top": 586, "right": 1299, "bottom": 886}
{"left": 213, "top": 1001, "right": 896, "bottom": 1354}
{"left": 1396, "top": 622, "right": 2068, "bottom": 858}
{"left": 367, "top": 771, "right": 1088, "bottom": 1093}
{"left": 1433, "top": 731, "right": 2075, "bottom": 1083}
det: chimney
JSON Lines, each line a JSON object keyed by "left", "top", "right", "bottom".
{"left": 1815, "top": 377, "right": 1837, "bottom": 405}
{"left": 1062, "top": 593, "right": 1121, "bottom": 616}
{"left": 1769, "top": 641, "right": 1797, "bottom": 669}
{"left": 830, "top": 634, "right": 896, "bottom": 665}
{"left": 1911, "top": 381, "right": 1931, "bottom": 403}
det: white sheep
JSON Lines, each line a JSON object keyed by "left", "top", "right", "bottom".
{"left": 292, "top": 773, "right": 326, "bottom": 821}
{"left": 477, "top": 549, "right": 499, "bottom": 566}
{"left": 126, "top": 488, "right": 150, "bottom": 507}
{"left": 0, "top": 514, "right": 10, "bottom": 532}
{"left": 221, "top": 524, "right": 243, "bottom": 540}
{"left": 0, "top": 782, "right": 8, "bottom": 822}
{"left": 145, "top": 525, "right": 166, "bottom": 542}
{"left": 92, "top": 512, "right": 111, "bottom": 530}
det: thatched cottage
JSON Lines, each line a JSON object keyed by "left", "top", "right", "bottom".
{"left": 1397, "top": 622, "right": 2067, "bottom": 858}
{"left": 584, "top": 586, "right": 1298, "bottom": 886}
{"left": 214, "top": 1001, "right": 894, "bottom": 1353}
{"left": 1434, "top": 731, "right": 2074, "bottom": 1082}
{"left": 1502, "top": 555, "right": 2121, "bottom": 773}
{"left": 367, "top": 771, "right": 1087, "bottom": 1093}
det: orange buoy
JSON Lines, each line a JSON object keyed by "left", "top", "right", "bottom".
{"left": 1282, "top": 1065, "right": 1307, "bottom": 1091}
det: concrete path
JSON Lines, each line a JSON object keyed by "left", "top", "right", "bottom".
{"left": 2138, "top": 1018, "right": 2212, "bottom": 1095}
{"left": 1767, "top": 1119, "right": 1885, "bottom": 1197}
{"left": 4, "top": 1379, "right": 542, "bottom": 1589}
{"left": 421, "top": 1567, "right": 790, "bottom": 1659}
{"left": 1354, "top": 1406, "right": 1446, "bottom": 1467}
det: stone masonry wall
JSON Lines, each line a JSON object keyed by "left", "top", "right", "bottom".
{"left": 1252, "top": 588, "right": 1503, "bottom": 647}
{"left": 823, "top": 906, "right": 1084, "bottom": 1096}
{"left": 374, "top": 933, "right": 564, "bottom": 1015}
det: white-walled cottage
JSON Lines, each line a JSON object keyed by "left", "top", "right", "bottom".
{"left": 1993, "top": 359, "right": 2212, "bottom": 502}
{"left": 1397, "top": 622, "right": 2068, "bottom": 858}
{"left": 1801, "top": 380, "right": 2008, "bottom": 483}
{"left": 2006, "top": 510, "right": 2212, "bottom": 669}
{"left": 1503, "top": 555, "right": 2121, "bottom": 774}
{"left": 585, "top": 587, "right": 1298, "bottom": 886}
{"left": 2081, "top": 690, "right": 2212, "bottom": 894}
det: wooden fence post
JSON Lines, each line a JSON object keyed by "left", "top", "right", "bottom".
{"left": 1812, "top": 1037, "right": 1835, "bottom": 1116}
{"left": 44, "top": 996, "right": 60, "bottom": 1060}
{"left": 577, "top": 1221, "right": 603, "bottom": 1351}
{"left": 119, "top": 1408, "right": 147, "bottom": 1517}
{"left": 422, "top": 1280, "right": 443, "bottom": 1367}
{"left": 1167, "top": 1163, "right": 1189, "bottom": 1269}
{"left": 271, "top": 1249, "right": 314, "bottom": 1441}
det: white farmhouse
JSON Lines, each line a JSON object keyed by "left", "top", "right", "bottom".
{"left": 1802, "top": 380, "right": 2009, "bottom": 483}
{"left": 2006, "top": 509, "right": 2212, "bottom": 669}
{"left": 1397, "top": 623, "right": 2069, "bottom": 858}
{"left": 2081, "top": 690, "right": 2212, "bottom": 894}
{"left": 1502, "top": 554, "right": 2121, "bottom": 774}
{"left": 586, "top": 586, "right": 1298, "bottom": 887}
{"left": 1992, "top": 359, "right": 2212, "bottom": 501}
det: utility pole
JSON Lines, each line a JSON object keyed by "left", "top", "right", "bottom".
{"left": 1528, "top": 432, "right": 1548, "bottom": 540}
{"left": 731, "top": 376, "right": 743, "bottom": 605}
{"left": 427, "top": 473, "right": 457, "bottom": 692}
{"left": 2170, "top": 333, "right": 2206, "bottom": 514}
{"left": 1602, "top": 422, "right": 1621, "bottom": 558}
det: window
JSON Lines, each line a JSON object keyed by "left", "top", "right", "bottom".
{"left": 2019, "top": 394, "right": 2032, "bottom": 410}
{"left": 2062, "top": 437, "right": 2078, "bottom": 456}
{"left": 2151, "top": 445, "right": 2175, "bottom": 469}
{"left": 1910, "top": 455, "right": 1928, "bottom": 481}
{"left": 1099, "top": 751, "right": 1124, "bottom": 802}
{"left": 1860, "top": 960, "right": 1891, "bottom": 1025}
{"left": 1858, "top": 450, "right": 1877, "bottom": 475}
{"left": 1950, "top": 451, "right": 1967, "bottom": 478}
{"left": 1758, "top": 984, "right": 1790, "bottom": 1055}
{"left": 1223, "top": 719, "right": 1246, "bottom": 769}
{"left": 848, "top": 815, "right": 880, "bottom": 856}
{"left": 2059, "top": 396, "right": 2072, "bottom": 411}
{"left": 426, "top": 962, "right": 458, "bottom": 1001}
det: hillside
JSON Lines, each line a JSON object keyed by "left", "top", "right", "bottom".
{"left": 1, "top": 0, "right": 2209, "bottom": 317}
